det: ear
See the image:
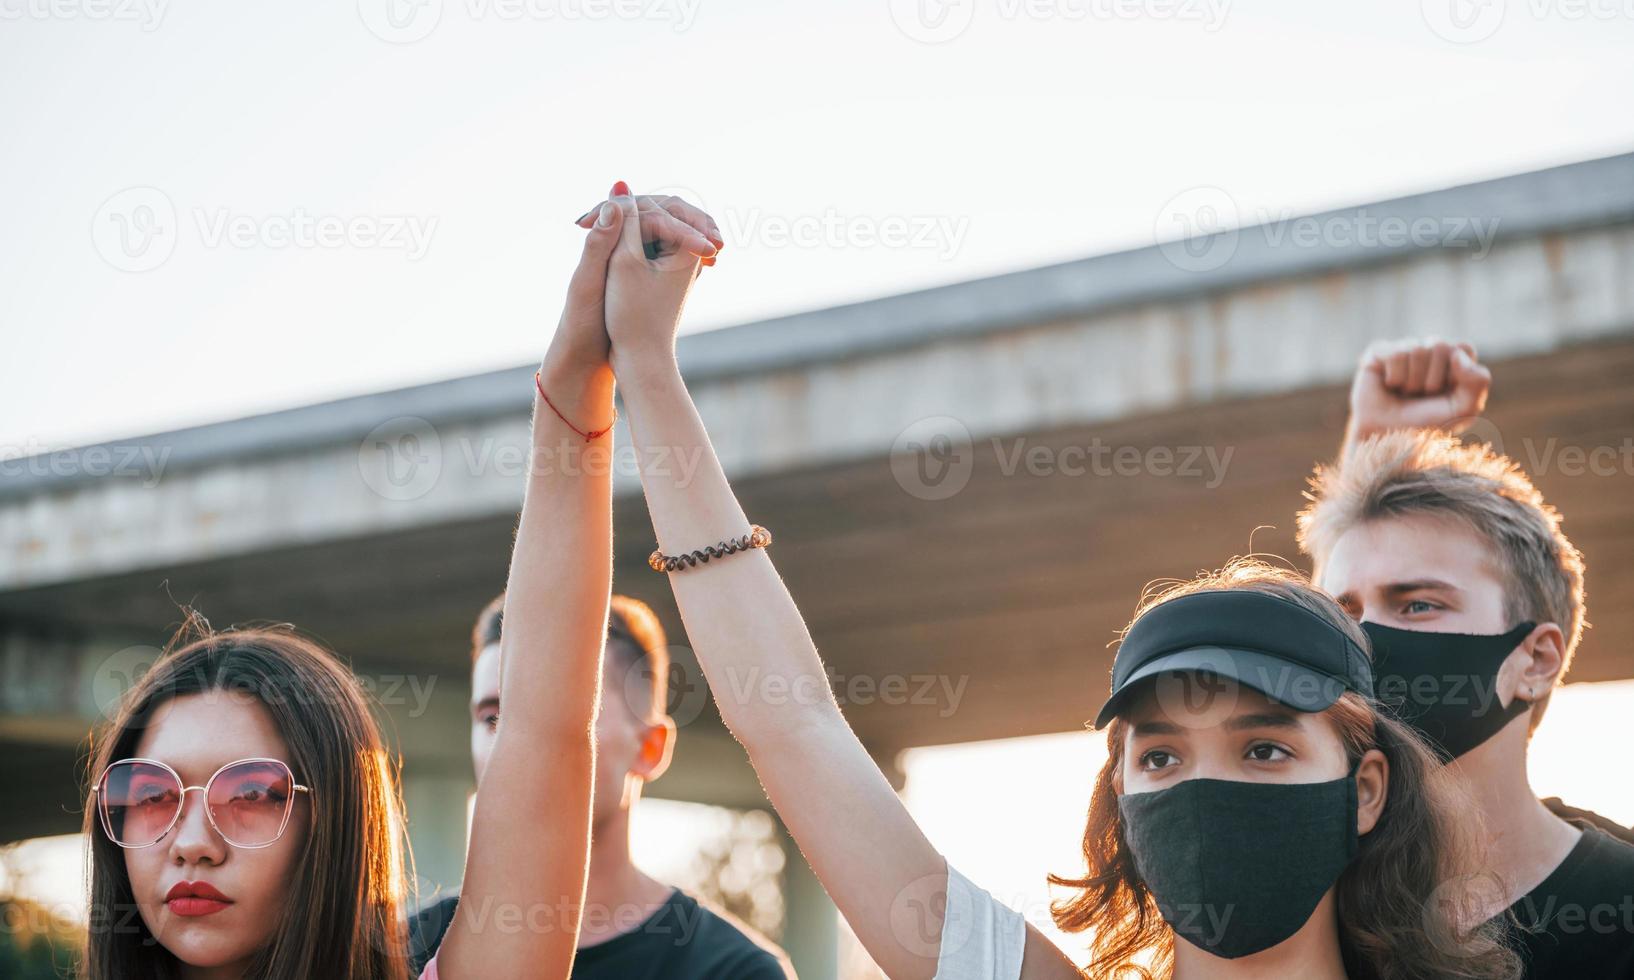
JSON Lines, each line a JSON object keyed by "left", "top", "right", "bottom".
{"left": 630, "top": 716, "right": 677, "bottom": 783}
{"left": 1354, "top": 747, "right": 1389, "bottom": 836}
{"left": 1509, "top": 622, "right": 1566, "bottom": 705}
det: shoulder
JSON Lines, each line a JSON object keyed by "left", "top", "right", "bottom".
{"left": 1578, "top": 826, "right": 1634, "bottom": 872}
{"left": 1511, "top": 826, "right": 1634, "bottom": 975}
{"left": 1521, "top": 826, "right": 1634, "bottom": 918}
{"left": 1543, "top": 797, "right": 1634, "bottom": 847}
{"left": 933, "top": 862, "right": 1027, "bottom": 980}
{"left": 671, "top": 890, "right": 795, "bottom": 978}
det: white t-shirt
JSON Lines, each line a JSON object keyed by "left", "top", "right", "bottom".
{"left": 932, "top": 863, "right": 1027, "bottom": 980}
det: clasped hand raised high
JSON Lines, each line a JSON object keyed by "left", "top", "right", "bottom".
{"left": 540, "top": 181, "right": 723, "bottom": 411}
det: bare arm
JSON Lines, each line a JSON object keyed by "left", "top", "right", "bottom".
{"left": 435, "top": 190, "right": 671, "bottom": 978}
{"left": 608, "top": 198, "right": 1079, "bottom": 980}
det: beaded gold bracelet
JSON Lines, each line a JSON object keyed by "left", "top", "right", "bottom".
{"left": 649, "top": 525, "right": 773, "bottom": 573}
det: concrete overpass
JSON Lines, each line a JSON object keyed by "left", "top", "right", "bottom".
{"left": 3, "top": 151, "right": 1632, "bottom": 977}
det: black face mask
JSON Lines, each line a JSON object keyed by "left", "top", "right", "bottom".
{"left": 1360, "top": 621, "right": 1536, "bottom": 762}
{"left": 1118, "top": 775, "right": 1359, "bottom": 960}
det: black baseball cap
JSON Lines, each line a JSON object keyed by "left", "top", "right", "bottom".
{"left": 1092, "top": 589, "right": 1374, "bottom": 729}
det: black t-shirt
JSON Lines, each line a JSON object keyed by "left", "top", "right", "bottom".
{"left": 407, "top": 887, "right": 793, "bottom": 979}
{"left": 1543, "top": 798, "right": 1634, "bottom": 847}
{"left": 1502, "top": 825, "right": 1634, "bottom": 978}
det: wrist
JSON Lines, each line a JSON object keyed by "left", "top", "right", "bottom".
{"left": 542, "top": 327, "right": 610, "bottom": 376}
{"left": 537, "top": 354, "right": 615, "bottom": 429}
{"left": 609, "top": 346, "right": 681, "bottom": 389}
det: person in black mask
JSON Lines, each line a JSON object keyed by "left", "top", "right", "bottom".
{"left": 593, "top": 226, "right": 1525, "bottom": 979}
{"left": 1299, "top": 338, "right": 1634, "bottom": 978}
{"left": 1046, "top": 564, "right": 1520, "bottom": 980}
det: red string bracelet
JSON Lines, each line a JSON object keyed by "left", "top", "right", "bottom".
{"left": 534, "top": 370, "right": 616, "bottom": 443}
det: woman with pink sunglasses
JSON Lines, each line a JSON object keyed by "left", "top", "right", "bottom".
{"left": 79, "top": 181, "right": 720, "bottom": 980}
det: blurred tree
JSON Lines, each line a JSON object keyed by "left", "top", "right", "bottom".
{"left": 1, "top": 844, "right": 82, "bottom": 980}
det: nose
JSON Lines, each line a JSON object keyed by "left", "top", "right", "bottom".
{"left": 166, "top": 787, "right": 227, "bottom": 866}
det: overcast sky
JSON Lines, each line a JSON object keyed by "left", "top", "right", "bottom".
{"left": 3, "top": 0, "right": 1632, "bottom": 454}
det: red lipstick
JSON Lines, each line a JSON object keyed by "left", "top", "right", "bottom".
{"left": 165, "top": 880, "right": 233, "bottom": 917}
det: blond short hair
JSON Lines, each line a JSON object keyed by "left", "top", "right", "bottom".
{"left": 1297, "top": 430, "right": 1587, "bottom": 728}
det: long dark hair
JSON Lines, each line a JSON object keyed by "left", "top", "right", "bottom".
{"left": 1049, "top": 559, "right": 1521, "bottom": 980}
{"left": 79, "top": 614, "right": 412, "bottom": 980}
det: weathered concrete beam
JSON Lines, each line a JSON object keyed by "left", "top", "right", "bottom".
{"left": 3, "top": 155, "right": 1632, "bottom": 592}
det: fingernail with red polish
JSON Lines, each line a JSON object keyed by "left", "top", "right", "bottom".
{"left": 611, "top": 180, "right": 631, "bottom": 197}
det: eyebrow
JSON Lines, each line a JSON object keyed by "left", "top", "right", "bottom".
{"left": 1129, "top": 709, "right": 1305, "bottom": 738}
{"left": 1130, "top": 719, "right": 1183, "bottom": 736}
{"left": 471, "top": 697, "right": 499, "bottom": 714}
{"left": 1384, "top": 579, "right": 1461, "bottom": 594}
{"left": 1334, "top": 578, "right": 1461, "bottom": 607}
{"left": 1225, "top": 711, "right": 1303, "bottom": 732}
